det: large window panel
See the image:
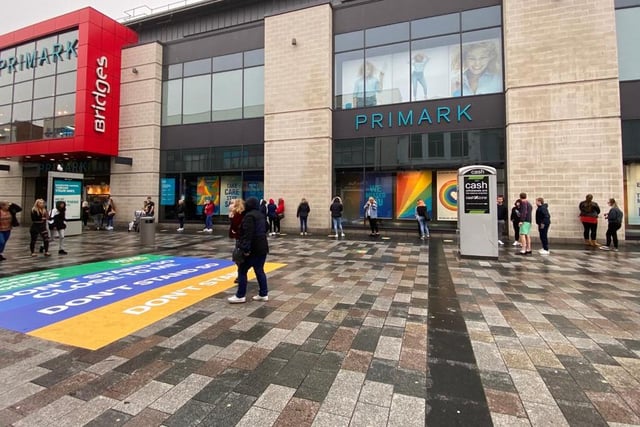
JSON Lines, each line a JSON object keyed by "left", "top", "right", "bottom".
{"left": 182, "top": 74, "right": 211, "bottom": 124}
{"left": 32, "top": 97, "right": 54, "bottom": 120}
{"left": 184, "top": 58, "right": 211, "bottom": 77}
{"left": 34, "top": 35, "right": 57, "bottom": 78}
{"left": 34, "top": 76, "right": 55, "bottom": 99}
{"left": 335, "top": 50, "right": 363, "bottom": 109}
{"left": 364, "top": 43, "right": 410, "bottom": 106}
{"left": 12, "top": 101, "right": 32, "bottom": 141}
{"left": 0, "top": 105, "right": 11, "bottom": 143}
{"left": 244, "top": 49, "right": 264, "bottom": 67}
{"left": 616, "top": 7, "right": 640, "bottom": 81}
{"left": 55, "top": 93, "right": 75, "bottom": 116}
{"left": 0, "top": 86, "right": 12, "bottom": 105}
{"left": 412, "top": 13, "right": 459, "bottom": 39}
{"left": 167, "top": 64, "right": 183, "bottom": 79}
{"left": 243, "top": 66, "right": 264, "bottom": 118}
{"left": 335, "top": 31, "right": 364, "bottom": 53}
{"left": 334, "top": 138, "right": 364, "bottom": 167}
{"left": 54, "top": 115, "right": 75, "bottom": 138}
{"left": 13, "top": 42, "right": 35, "bottom": 83}
{"left": 13, "top": 81, "right": 33, "bottom": 103}
{"left": 0, "top": 48, "right": 14, "bottom": 86}
{"left": 365, "top": 22, "right": 409, "bottom": 47}
{"left": 56, "top": 30, "right": 79, "bottom": 74}
{"left": 56, "top": 72, "right": 76, "bottom": 95}
{"left": 213, "top": 53, "right": 243, "bottom": 72}
{"left": 212, "top": 70, "right": 242, "bottom": 121}
{"left": 411, "top": 34, "right": 461, "bottom": 101}
{"left": 31, "top": 118, "right": 54, "bottom": 140}
{"left": 459, "top": 28, "right": 503, "bottom": 96}
{"left": 461, "top": 6, "right": 502, "bottom": 31}
{"left": 162, "top": 80, "right": 182, "bottom": 125}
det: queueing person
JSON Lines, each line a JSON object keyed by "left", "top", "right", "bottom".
{"left": 0, "top": 201, "right": 12, "bottom": 261}
{"left": 267, "top": 198, "right": 277, "bottom": 236}
{"left": 203, "top": 199, "right": 214, "bottom": 232}
{"left": 228, "top": 197, "right": 269, "bottom": 304}
{"left": 363, "top": 196, "right": 379, "bottom": 236}
{"left": 600, "top": 198, "right": 623, "bottom": 252}
{"left": 510, "top": 200, "right": 521, "bottom": 247}
{"left": 578, "top": 194, "right": 600, "bottom": 247}
{"left": 275, "top": 198, "right": 285, "bottom": 235}
{"left": 229, "top": 198, "right": 245, "bottom": 283}
{"left": 517, "top": 193, "right": 533, "bottom": 255}
{"left": 48, "top": 201, "right": 68, "bottom": 255}
{"left": 297, "top": 198, "right": 311, "bottom": 236}
{"left": 497, "top": 195, "right": 508, "bottom": 245}
{"left": 415, "top": 199, "right": 429, "bottom": 239}
{"left": 535, "top": 197, "right": 551, "bottom": 255}
{"left": 330, "top": 196, "right": 344, "bottom": 238}
{"left": 30, "top": 199, "right": 51, "bottom": 257}
{"left": 176, "top": 199, "right": 185, "bottom": 231}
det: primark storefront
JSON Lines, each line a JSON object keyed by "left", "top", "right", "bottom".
{"left": 1, "top": 0, "right": 638, "bottom": 240}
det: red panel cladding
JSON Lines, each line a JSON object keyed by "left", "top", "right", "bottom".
{"left": 0, "top": 7, "right": 138, "bottom": 159}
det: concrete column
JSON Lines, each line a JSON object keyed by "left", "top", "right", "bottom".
{"left": 264, "top": 4, "right": 333, "bottom": 233}
{"left": 504, "top": 0, "right": 622, "bottom": 241}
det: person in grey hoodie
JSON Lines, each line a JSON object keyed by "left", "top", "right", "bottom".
{"left": 600, "top": 198, "right": 623, "bottom": 251}
{"left": 535, "top": 197, "right": 551, "bottom": 255}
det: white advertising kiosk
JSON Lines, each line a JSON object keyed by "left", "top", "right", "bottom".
{"left": 458, "top": 165, "right": 498, "bottom": 259}
{"left": 47, "top": 171, "right": 84, "bottom": 237}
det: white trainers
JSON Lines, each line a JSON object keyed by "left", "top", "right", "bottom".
{"left": 512, "top": 241, "right": 521, "bottom": 246}
{"left": 498, "top": 240, "right": 504, "bottom": 246}
{"left": 599, "top": 246, "right": 610, "bottom": 251}
{"left": 227, "top": 295, "right": 246, "bottom": 304}
{"left": 341, "top": 233, "right": 345, "bottom": 237}
{"left": 539, "top": 249, "right": 550, "bottom": 255}
{"left": 300, "top": 232, "right": 304, "bottom": 236}
{"left": 252, "top": 295, "right": 269, "bottom": 302}
{"left": 177, "top": 227, "right": 184, "bottom": 231}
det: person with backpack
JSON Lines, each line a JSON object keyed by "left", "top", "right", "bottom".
{"left": 600, "top": 198, "right": 624, "bottom": 252}
{"left": 297, "top": 198, "right": 311, "bottom": 236}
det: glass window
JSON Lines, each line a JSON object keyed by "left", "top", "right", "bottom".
{"left": 31, "top": 118, "right": 54, "bottom": 140}
{"left": 162, "top": 80, "right": 182, "bottom": 125}
{"left": 244, "top": 49, "right": 264, "bottom": 67}
{"left": 183, "top": 149, "right": 209, "bottom": 172}
{"left": 450, "top": 132, "right": 468, "bottom": 158}
{"left": 411, "top": 34, "right": 460, "bottom": 101}
{"left": 617, "top": 0, "right": 640, "bottom": 6}
{"left": 13, "top": 42, "right": 36, "bottom": 83}
{"left": 212, "top": 69, "right": 243, "bottom": 121}
{"left": 460, "top": 28, "right": 503, "bottom": 96}
{"left": 461, "top": 6, "right": 502, "bottom": 31}
{"left": 0, "top": 105, "right": 11, "bottom": 143}
{"left": 364, "top": 42, "right": 410, "bottom": 106}
{"left": 54, "top": 115, "right": 75, "bottom": 138}
{"left": 335, "top": 31, "right": 364, "bottom": 52}
{"left": 410, "top": 134, "right": 424, "bottom": 159}
{"left": 365, "top": 22, "right": 410, "bottom": 47}
{"left": 182, "top": 74, "right": 211, "bottom": 124}
{"left": 428, "top": 133, "right": 445, "bottom": 157}
{"left": 32, "top": 98, "right": 54, "bottom": 120}
{"left": 56, "top": 72, "right": 76, "bottom": 95}
{"left": 33, "top": 76, "right": 55, "bottom": 99}
{"left": 13, "top": 81, "right": 33, "bottom": 103}
{"left": 616, "top": 7, "right": 640, "bottom": 81}
{"left": 0, "top": 48, "right": 15, "bottom": 86}
{"left": 12, "top": 101, "right": 31, "bottom": 122}
{"left": 622, "top": 120, "right": 640, "bottom": 158}
{"left": 56, "top": 30, "right": 79, "bottom": 74}
{"left": 412, "top": 13, "right": 460, "bottom": 39}
{"left": 55, "top": 93, "right": 75, "bottom": 116}
{"left": 334, "top": 138, "right": 364, "bottom": 167}
{"left": 167, "top": 64, "right": 182, "bottom": 79}
{"left": 465, "top": 129, "right": 504, "bottom": 162}
{"left": 34, "top": 35, "right": 57, "bottom": 78}
{"left": 0, "top": 86, "right": 12, "bottom": 105}
{"left": 183, "top": 58, "right": 211, "bottom": 77}
{"left": 213, "top": 53, "right": 243, "bottom": 72}
{"left": 243, "top": 66, "right": 264, "bottom": 118}
{"left": 335, "top": 50, "right": 363, "bottom": 109}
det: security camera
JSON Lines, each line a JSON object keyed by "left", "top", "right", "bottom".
{"left": 56, "top": 164, "right": 63, "bottom": 172}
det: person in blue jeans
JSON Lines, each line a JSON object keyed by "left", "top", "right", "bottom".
{"left": 415, "top": 199, "right": 429, "bottom": 239}
{"left": 228, "top": 197, "right": 269, "bottom": 304}
{"left": 364, "top": 196, "right": 379, "bottom": 236}
{"left": 330, "top": 196, "right": 345, "bottom": 238}
{"left": 535, "top": 197, "right": 551, "bottom": 255}
{"left": 297, "top": 198, "right": 311, "bottom": 236}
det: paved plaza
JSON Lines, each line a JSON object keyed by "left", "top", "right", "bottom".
{"left": 0, "top": 226, "right": 639, "bottom": 426}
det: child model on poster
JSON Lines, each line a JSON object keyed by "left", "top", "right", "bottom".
{"left": 412, "top": 53, "right": 429, "bottom": 100}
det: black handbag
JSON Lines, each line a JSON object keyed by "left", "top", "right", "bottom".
{"left": 232, "top": 247, "right": 245, "bottom": 265}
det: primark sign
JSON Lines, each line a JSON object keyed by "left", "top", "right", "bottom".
{"left": 0, "top": 39, "right": 79, "bottom": 73}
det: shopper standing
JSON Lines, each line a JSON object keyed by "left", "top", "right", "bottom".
{"left": 104, "top": 197, "right": 116, "bottom": 230}
{"left": 330, "top": 196, "right": 344, "bottom": 238}
{"left": 228, "top": 197, "right": 269, "bottom": 304}
{"left": 578, "top": 194, "right": 600, "bottom": 247}
{"left": 600, "top": 198, "right": 623, "bottom": 251}
{"left": 49, "top": 201, "right": 68, "bottom": 255}
{"left": 415, "top": 199, "right": 429, "bottom": 239}
{"left": 535, "top": 197, "right": 551, "bottom": 255}
{"left": 297, "top": 198, "right": 311, "bottom": 236}
{"left": 176, "top": 199, "right": 185, "bottom": 231}
{"left": 497, "top": 195, "right": 507, "bottom": 245}
{"left": 0, "top": 201, "right": 12, "bottom": 261}
{"left": 30, "top": 199, "right": 51, "bottom": 257}
{"left": 275, "top": 198, "right": 285, "bottom": 235}
{"left": 203, "top": 199, "right": 214, "bottom": 232}
{"left": 267, "top": 198, "right": 277, "bottom": 236}
{"left": 510, "top": 200, "right": 521, "bottom": 247}
{"left": 364, "top": 196, "right": 379, "bottom": 236}
{"left": 517, "top": 193, "right": 532, "bottom": 255}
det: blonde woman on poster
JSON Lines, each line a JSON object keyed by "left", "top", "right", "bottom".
{"left": 452, "top": 40, "right": 502, "bottom": 96}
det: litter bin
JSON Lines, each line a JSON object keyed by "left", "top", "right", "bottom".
{"left": 140, "top": 216, "right": 155, "bottom": 246}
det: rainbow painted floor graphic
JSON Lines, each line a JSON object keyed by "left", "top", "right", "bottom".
{"left": 0, "top": 255, "right": 285, "bottom": 350}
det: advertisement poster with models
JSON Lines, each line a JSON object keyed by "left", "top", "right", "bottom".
{"left": 196, "top": 176, "right": 220, "bottom": 215}
{"left": 626, "top": 164, "right": 640, "bottom": 225}
{"left": 335, "top": 30, "right": 502, "bottom": 108}
{"left": 363, "top": 173, "right": 393, "bottom": 218}
{"left": 395, "top": 171, "right": 433, "bottom": 219}
{"left": 437, "top": 171, "right": 458, "bottom": 221}
{"left": 219, "top": 176, "right": 243, "bottom": 216}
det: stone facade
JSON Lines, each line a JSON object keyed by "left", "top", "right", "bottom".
{"left": 264, "top": 4, "right": 333, "bottom": 233}
{"left": 111, "top": 42, "right": 163, "bottom": 225}
{"left": 504, "top": 0, "right": 623, "bottom": 241}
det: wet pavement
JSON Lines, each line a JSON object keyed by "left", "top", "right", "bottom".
{"left": 0, "top": 225, "right": 639, "bottom": 426}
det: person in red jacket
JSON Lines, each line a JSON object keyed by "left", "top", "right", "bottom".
{"left": 274, "top": 198, "right": 285, "bottom": 235}
{"left": 203, "top": 199, "right": 214, "bottom": 232}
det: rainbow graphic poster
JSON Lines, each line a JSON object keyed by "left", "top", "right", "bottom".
{"left": 437, "top": 171, "right": 458, "bottom": 221}
{"left": 0, "top": 255, "right": 285, "bottom": 350}
{"left": 395, "top": 171, "right": 433, "bottom": 219}
{"left": 196, "top": 176, "right": 220, "bottom": 215}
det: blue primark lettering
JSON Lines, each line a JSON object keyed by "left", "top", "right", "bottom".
{"left": 371, "top": 113, "right": 383, "bottom": 129}
{"left": 418, "top": 108, "right": 432, "bottom": 125}
{"left": 388, "top": 112, "right": 393, "bottom": 128}
{"left": 437, "top": 107, "right": 451, "bottom": 123}
{"left": 24, "top": 52, "right": 37, "bottom": 69}
{"left": 398, "top": 110, "right": 413, "bottom": 126}
{"left": 66, "top": 40, "right": 78, "bottom": 59}
{"left": 39, "top": 48, "right": 51, "bottom": 66}
{"left": 7, "top": 57, "right": 17, "bottom": 73}
{"left": 458, "top": 104, "right": 472, "bottom": 121}
{"left": 51, "top": 43, "right": 64, "bottom": 63}
{"left": 355, "top": 114, "right": 367, "bottom": 130}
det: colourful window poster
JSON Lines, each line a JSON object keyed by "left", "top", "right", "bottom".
{"left": 626, "top": 163, "right": 640, "bottom": 225}
{"left": 220, "top": 176, "right": 243, "bottom": 216}
{"left": 196, "top": 176, "right": 220, "bottom": 215}
{"left": 437, "top": 170, "right": 458, "bottom": 221}
{"left": 395, "top": 171, "right": 433, "bottom": 219}
{"left": 363, "top": 173, "right": 393, "bottom": 218}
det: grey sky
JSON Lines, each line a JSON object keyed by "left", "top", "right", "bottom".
{"left": 2, "top": 0, "right": 194, "bottom": 35}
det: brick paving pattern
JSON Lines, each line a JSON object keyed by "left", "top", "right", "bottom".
{"left": 0, "top": 226, "right": 638, "bottom": 426}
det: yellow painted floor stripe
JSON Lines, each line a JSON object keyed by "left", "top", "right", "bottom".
{"left": 28, "top": 262, "right": 286, "bottom": 350}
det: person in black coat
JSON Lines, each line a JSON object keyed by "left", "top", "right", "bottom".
{"left": 510, "top": 200, "right": 521, "bottom": 247}
{"left": 49, "top": 201, "right": 68, "bottom": 255}
{"left": 228, "top": 197, "right": 269, "bottom": 304}
{"left": 497, "top": 195, "right": 508, "bottom": 245}
{"left": 535, "top": 197, "right": 551, "bottom": 255}
{"left": 297, "top": 198, "right": 311, "bottom": 236}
